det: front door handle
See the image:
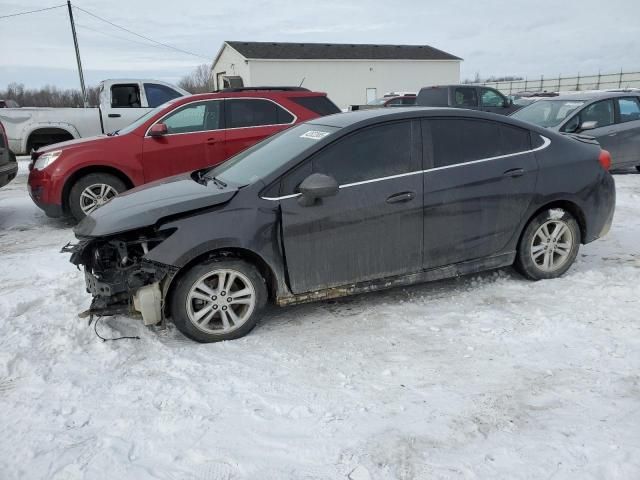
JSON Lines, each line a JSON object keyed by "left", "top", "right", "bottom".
{"left": 607, "top": 132, "right": 617, "bottom": 137}
{"left": 503, "top": 168, "right": 525, "bottom": 178}
{"left": 386, "top": 191, "right": 415, "bottom": 204}
{"left": 108, "top": 113, "right": 121, "bottom": 118}
{"left": 206, "top": 138, "right": 217, "bottom": 145}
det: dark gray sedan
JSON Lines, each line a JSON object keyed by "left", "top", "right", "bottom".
{"left": 67, "top": 108, "right": 615, "bottom": 343}
{"left": 512, "top": 91, "right": 640, "bottom": 171}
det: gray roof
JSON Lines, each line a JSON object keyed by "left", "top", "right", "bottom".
{"left": 225, "top": 41, "right": 461, "bottom": 61}
{"left": 549, "top": 91, "right": 640, "bottom": 101}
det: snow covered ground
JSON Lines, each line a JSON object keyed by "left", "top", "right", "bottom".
{"left": 1, "top": 159, "right": 639, "bottom": 480}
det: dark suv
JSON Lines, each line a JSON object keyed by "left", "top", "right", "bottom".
{"left": 67, "top": 108, "right": 615, "bottom": 343}
{"left": 0, "top": 120, "right": 18, "bottom": 189}
{"left": 417, "top": 85, "right": 520, "bottom": 115}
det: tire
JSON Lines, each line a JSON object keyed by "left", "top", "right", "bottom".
{"left": 515, "top": 208, "right": 581, "bottom": 280}
{"left": 636, "top": 166, "right": 640, "bottom": 173}
{"left": 170, "top": 259, "right": 267, "bottom": 343}
{"left": 68, "top": 173, "right": 127, "bottom": 221}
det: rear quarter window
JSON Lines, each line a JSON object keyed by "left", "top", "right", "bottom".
{"left": 289, "top": 96, "right": 341, "bottom": 116}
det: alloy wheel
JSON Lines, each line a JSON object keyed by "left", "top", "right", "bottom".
{"left": 185, "top": 269, "right": 256, "bottom": 334}
{"left": 79, "top": 183, "right": 118, "bottom": 215}
{"left": 530, "top": 220, "right": 574, "bottom": 272}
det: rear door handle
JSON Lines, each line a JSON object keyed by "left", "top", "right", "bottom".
{"left": 108, "top": 113, "right": 121, "bottom": 118}
{"left": 608, "top": 132, "right": 617, "bottom": 137}
{"left": 386, "top": 191, "right": 415, "bottom": 204}
{"left": 206, "top": 137, "right": 217, "bottom": 145}
{"left": 503, "top": 168, "right": 525, "bottom": 178}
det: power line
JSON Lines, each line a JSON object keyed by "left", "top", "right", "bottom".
{"left": 75, "top": 23, "right": 175, "bottom": 52}
{"left": 0, "top": 4, "right": 66, "bottom": 20}
{"left": 72, "top": 5, "right": 211, "bottom": 60}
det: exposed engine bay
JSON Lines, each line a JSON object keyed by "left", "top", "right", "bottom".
{"left": 62, "top": 228, "right": 178, "bottom": 325}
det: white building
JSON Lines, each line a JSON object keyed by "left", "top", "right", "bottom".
{"left": 211, "top": 41, "right": 462, "bottom": 108}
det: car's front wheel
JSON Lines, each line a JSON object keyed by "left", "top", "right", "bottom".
{"left": 170, "top": 259, "right": 267, "bottom": 343}
{"left": 68, "top": 172, "right": 127, "bottom": 221}
{"left": 515, "top": 208, "right": 581, "bottom": 280}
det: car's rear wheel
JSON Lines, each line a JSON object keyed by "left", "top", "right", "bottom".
{"left": 636, "top": 165, "right": 640, "bottom": 173}
{"left": 68, "top": 173, "right": 127, "bottom": 221}
{"left": 515, "top": 208, "right": 581, "bottom": 280}
{"left": 170, "top": 259, "right": 267, "bottom": 343}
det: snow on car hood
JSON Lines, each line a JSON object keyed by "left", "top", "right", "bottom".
{"left": 74, "top": 173, "right": 238, "bottom": 237}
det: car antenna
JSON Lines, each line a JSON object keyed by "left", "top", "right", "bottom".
{"left": 299, "top": 77, "right": 305, "bottom": 87}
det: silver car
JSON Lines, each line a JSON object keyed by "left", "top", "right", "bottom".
{"left": 512, "top": 91, "right": 640, "bottom": 171}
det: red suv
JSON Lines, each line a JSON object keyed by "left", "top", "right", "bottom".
{"left": 28, "top": 87, "right": 340, "bottom": 220}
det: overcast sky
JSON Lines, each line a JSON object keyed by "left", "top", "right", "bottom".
{"left": 1, "top": 0, "right": 638, "bottom": 90}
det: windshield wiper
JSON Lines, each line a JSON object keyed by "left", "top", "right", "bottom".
{"left": 202, "top": 172, "right": 227, "bottom": 188}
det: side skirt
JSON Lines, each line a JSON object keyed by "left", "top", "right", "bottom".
{"left": 275, "top": 252, "right": 516, "bottom": 306}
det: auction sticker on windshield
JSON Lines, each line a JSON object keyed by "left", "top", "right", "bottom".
{"left": 300, "top": 130, "right": 331, "bottom": 140}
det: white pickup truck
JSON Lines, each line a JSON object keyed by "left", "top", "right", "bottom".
{"left": 0, "top": 79, "right": 189, "bottom": 155}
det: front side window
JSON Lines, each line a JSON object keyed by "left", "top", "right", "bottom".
{"left": 578, "top": 100, "right": 615, "bottom": 128}
{"left": 453, "top": 87, "right": 478, "bottom": 107}
{"left": 312, "top": 121, "right": 414, "bottom": 185}
{"left": 429, "top": 118, "right": 530, "bottom": 168}
{"left": 225, "top": 99, "right": 294, "bottom": 128}
{"left": 160, "top": 100, "right": 222, "bottom": 134}
{"left": 111, "top": 84, "right": 141, "bottom": 108}
{"left": 144, "top": 83, "right": 183, "bottom": 108}
{"left": 617, "top": 97, "right": 640, "bottom": 123}
{"left": 480, "top": 88, "right": 505, "bottom": 107}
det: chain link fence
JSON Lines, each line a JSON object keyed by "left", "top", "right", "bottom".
{"left": 472, "top": 70, "right": 640, "bottom": 95}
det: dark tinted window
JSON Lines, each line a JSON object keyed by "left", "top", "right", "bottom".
{"left": 0, "top": 126, "right": 5, "bottom": 148}
{"left": 480, "top": 88, "right": 505, "bottom": 107}
{"left": 225, "top": 99, "right": 294, "bottom": 128}
{"left": 290, "top": 96, "right": 340, "bottom": 115}
{"left": 111, "top": 84, "right": 141, "bottom": 108}
{"left": 429, "top": 119, "right": 530, "bottom": 168}
{"left": 401, "top": 97, "right": 416, "bottom": 105}
{"left": 312, "top": 121, "right": 414, "bottom": 185}
{"left": 453, "top": 87, "right": 478, "bottom": 107}
{"left": 144, "top": 83, "right": 182, "bottom": 108}
{"left": 617, "top": 97, "right": 640, "bottom": 123}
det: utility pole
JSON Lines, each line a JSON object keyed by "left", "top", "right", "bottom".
{"left": 66, "top": 1, "right": 88, "bottom": 107}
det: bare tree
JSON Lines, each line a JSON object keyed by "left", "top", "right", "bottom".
{"left": 178, "top": 64, "right": 215, "bottom": 93}
{"left": 0, "top": 83, "right": 100, "bottom": 107}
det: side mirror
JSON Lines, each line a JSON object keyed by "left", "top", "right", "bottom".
{"left": 298, "top": 173, "right": 339, "bottom": 207}
{"left": 149, "top": 123, "right": 168, "bottom": 137}
{"left": 579, "top": 120, "right": 598, "bottom": 131}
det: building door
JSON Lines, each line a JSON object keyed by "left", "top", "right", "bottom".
{"left": 366, "top": 88, "right": 377, "bottom": 104}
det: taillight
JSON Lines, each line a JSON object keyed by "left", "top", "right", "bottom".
{"left": 598, "top": 149, "right": 611, "bottom": 171}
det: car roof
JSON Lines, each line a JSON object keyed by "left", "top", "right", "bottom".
{"left": 308, "top": 106, "right": 546, "bottom": 132}
{"left": 171, "top": 89, "right": 328, "bottom": 104}
{"left": 543, "top": 91, "right": 640, "bottom": 101}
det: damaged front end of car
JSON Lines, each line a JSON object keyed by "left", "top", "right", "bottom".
{"left": 62, "top": 228, "right": 178, "bottom": 326}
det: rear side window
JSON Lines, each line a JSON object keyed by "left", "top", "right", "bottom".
{"left": 111, "top": 84, "right": 141, "bottom": 108}
{"left": 453, "top": 87, "right": 478, "bottom": 107}
{"left": 617, "top": 97, "right": 640, "bottom": 123}
{"left": 312, "top": 121, "right": 414, "bottom": 185}
{"left": 289, "top": 96, "right": 340, "bottom": 116}
{"left": 0, "top": 127, "right": 5, "bottom": 148}
{"left": 579, "top": 100, "right": 615, "bottom": 128}
{"left": 428, "top": 118, "right": 530, "bottom": 168}
{"left": 144, "top": 83, "right": 182, "bottom": 108}
{"left": 225, "top": 99, "right": 294, "bottom": 128}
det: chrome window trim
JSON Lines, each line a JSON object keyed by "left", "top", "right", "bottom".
{"left": 261, "top": 135, "right": 550, "bottom": 201}
{"left": 145, "top": 97, "right": 297, "bottom": 138}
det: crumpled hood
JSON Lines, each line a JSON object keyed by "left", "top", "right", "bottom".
{"left": 74, "top": 173, "right": 237, "bottom": 237}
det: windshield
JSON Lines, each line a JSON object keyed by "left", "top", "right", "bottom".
{"left": 511, "top": 99, "right": 585, "bottom": 127}
{"left": 367, "top": 97, "right": 389, "bottom": 105}
{"left": 114, "top": 98, "right": 183, "bottom": 135}
{"left": 208, "top": 123, "right": 339, "bottom": 186}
